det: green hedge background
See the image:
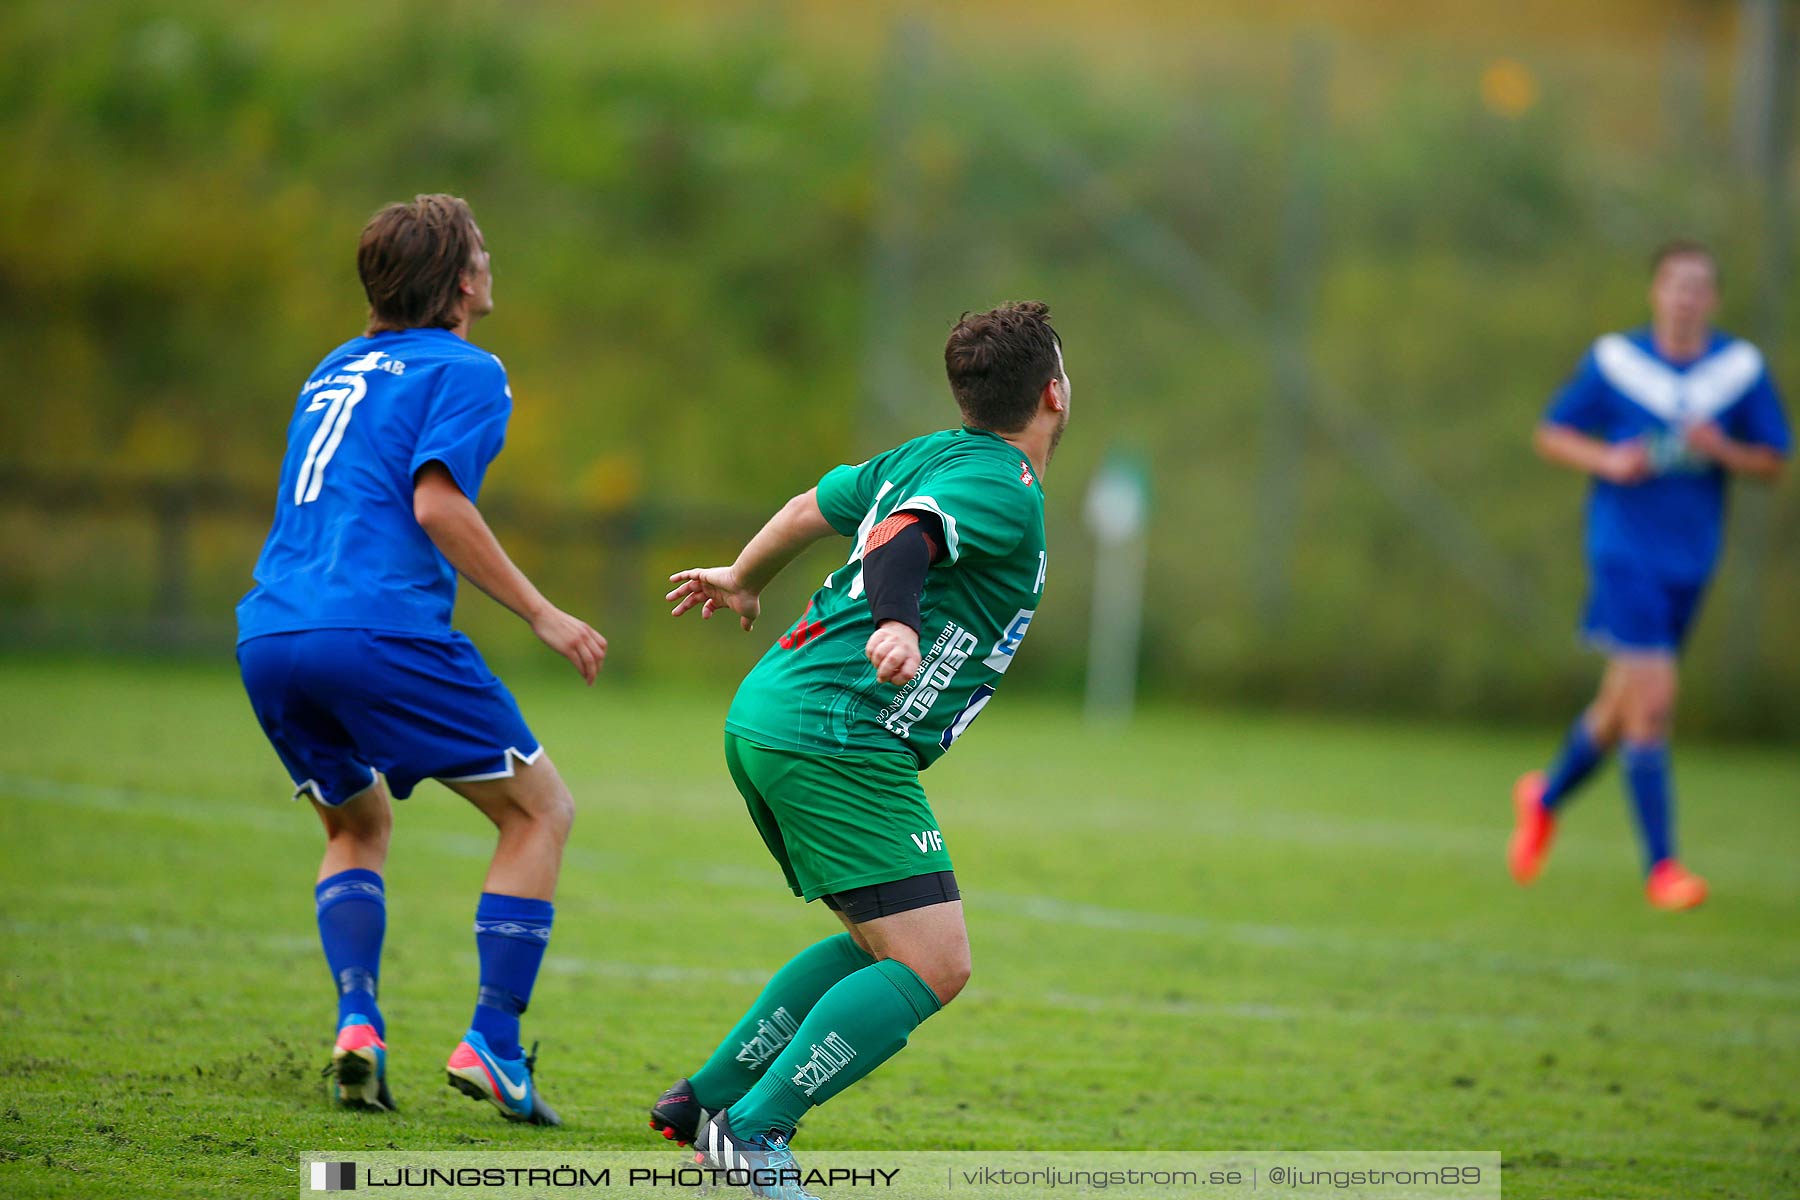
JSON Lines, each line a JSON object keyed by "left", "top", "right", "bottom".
{"left": 2, "top": 0, "right": 1795, "bottom": 735}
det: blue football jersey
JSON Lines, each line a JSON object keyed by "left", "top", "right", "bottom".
{"left": 237, "top": 327, "right": 513, "bottom": 642}
{"left": 1544, "top": 327, "right": 1790, "bottom": 582}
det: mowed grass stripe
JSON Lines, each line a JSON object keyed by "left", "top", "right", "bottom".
{"left": 8, "top": 772, "right": 1798, "bottom": 1001}
{"left": 1, "top": 660, "right": 1796, "bottom": 1199}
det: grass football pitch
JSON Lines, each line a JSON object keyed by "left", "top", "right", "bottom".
{"left": 0, "top": 658, "right": 1795, "bottom": 1199}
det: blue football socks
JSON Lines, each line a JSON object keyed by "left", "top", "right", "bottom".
{"left": 1622, "top": 740, "right": 1675, "bottom": 871}
{"left": 1541, "top": 716, "right": 1607, "bottom": 811}
{"left": 315, "top": 868, "right": 387, "bottom": 1036}
{"left": 471, "top": 892, "right": 554, "bottom": 1060}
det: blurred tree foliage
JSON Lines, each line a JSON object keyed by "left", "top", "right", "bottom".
{"left": 1, "top": 0, "right": 1794, "bottom": 735}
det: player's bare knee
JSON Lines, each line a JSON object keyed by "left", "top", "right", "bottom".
{"left": 1627, "top": 702, "right": 1673, "bottom": 743}
{"left": 877, "top": 935, "right": 970, "bottom": 1006}
{"left": 518, "top": 758, "right": 575, "bottom": 837}
{"left": 1641, "top": 677, "right": 1676, "bottom": 736}
{"left": 1622, "top": 699, "right": 1671, "bottom": 743}
{"left": 931, "top": 947, "right": 972, "bottom": 1006}
{"left": 543, "top": 785, "right": 575, "bottom": 843}
{"left": 497, "top": 794, "right": 571, "bottom": 846}
{"left": 835, "top": 915, "right": 875, "bottom": 957}
{"left": 347, "top": 811, "right": 392, "bottom": 850}
{"left": 1584, "top": 704, "right": 1619, "bottom": 746}
{"left": 319, "top": 790, "right": 392, "bottom": 849}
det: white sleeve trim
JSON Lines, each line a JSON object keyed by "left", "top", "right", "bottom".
{"left": 895, "top": 495, "right": 961, "bottom": 563}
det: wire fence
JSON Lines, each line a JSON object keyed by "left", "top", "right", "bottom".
{"left": 2, "top": 2, "right": 1796, "bottom": 735}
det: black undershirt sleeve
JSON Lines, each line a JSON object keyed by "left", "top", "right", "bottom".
{"left": 863, "top": 512, "right": 944, "bottom": 634}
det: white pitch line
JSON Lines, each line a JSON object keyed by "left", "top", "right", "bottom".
{"left": 0, "top": 918, "right": 321, "bottom": 955}
{"left": 1007, "top": 989, "right": 1784, "bottom": 1048}
{"left": 981, "top": 892, "right": 1800, "bottom": 1001}
{"left": 0, "top": 918, "right": 1779, "bottom": 1051}
{"left": 0, "top": 773, "right": 629, "bottom": 872}
{"left": 7, "top": 775, "right": 1798, "bottom": 1003}
{"left": 958, "top": 800, "right": 1788, "bottom": 875}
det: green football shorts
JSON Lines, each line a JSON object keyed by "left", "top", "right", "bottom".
{"left": 723, "top": 731, "right": 953, "bottom": 901}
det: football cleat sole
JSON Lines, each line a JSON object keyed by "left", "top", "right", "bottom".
{"left": 445, "top": 1069, "right": 562, "bottom": 1126}
{"left": 327, "top": 1021, "right": 394, "bottom": 1112}
{"left": 650, "top": 1115, "right": 690, "bottom": 1147}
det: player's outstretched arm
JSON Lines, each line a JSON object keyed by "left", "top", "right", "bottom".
{"left": 1534, "top": 423, "right": 1651, "bottom": 485}
{"left": 413, "top": 463, "right": 608, "bottom": 684}
{"left": 666, "top": 487, "right": 836, "bottom": 632}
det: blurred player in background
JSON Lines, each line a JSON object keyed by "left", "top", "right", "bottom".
{"left": 1510, "top": 241, "right": 1789, "bottom": 910}
{"left": 654, "top": 302, "right": 1068, "bottom": 1195}
{"left": 236, "top": 195, "right": 606, "bottom": 1122}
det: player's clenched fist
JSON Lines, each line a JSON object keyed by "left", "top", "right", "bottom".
{"left": 866, "top": 620, "right": 922, "bottom": 685}
{"left": 1598, "top": 439, "right": 1652, "bottom": 484}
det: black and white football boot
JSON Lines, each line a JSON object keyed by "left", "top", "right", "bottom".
{"left": 691, "top": 1109, "right": 819, "bottom": 1200}
{"left": 648, "top": 1076, "right": 712, "bottom": 1148}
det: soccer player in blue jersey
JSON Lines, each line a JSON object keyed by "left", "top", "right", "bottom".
{"left": 1509, "top": 242, "right": 1789, "bottom": 910}
{"left": 236, "top": 195, "right": 606, "bottom": 1121}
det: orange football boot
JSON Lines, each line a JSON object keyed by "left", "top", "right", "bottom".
{"left": 1508, "top": 770, "right": 1556, "bottom": 885}
{"left": 1645, "top": 860, "right": 1707, "bottom": 911}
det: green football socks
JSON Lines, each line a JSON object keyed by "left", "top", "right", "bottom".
{"left": 726, "top": 957, "right": 942, "bottom": 1139}
{"left": 689, "top": 932, "right": 875, "bottom": 1111}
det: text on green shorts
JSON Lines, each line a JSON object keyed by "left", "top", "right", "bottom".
{"left": 723, "top": 732, "right": 953, "bottom": 901}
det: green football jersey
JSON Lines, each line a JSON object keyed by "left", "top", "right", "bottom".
{"left": 726, "top": 425, "right": 1048, "bottom": 768}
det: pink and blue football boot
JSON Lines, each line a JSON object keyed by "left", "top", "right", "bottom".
{"left": 445, "top": 1030, "right": 561, "bottom": 1126}
{"left": 326, "top": 1012, "right": 394, "bottom": 1112}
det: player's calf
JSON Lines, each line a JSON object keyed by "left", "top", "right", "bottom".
{"left": 313, "top": 864, "right": 392, "bottom": 1105}
{"left": 658, "top": 931, "right": 877, "bottom": 1147}
{"left": 440, "top": 757, "right": 569, "bottom": 1126}
{"left": 851, "top": 896, "right": 971, "bottom": 1007}
{"left": 444, "top": 755, "right": 574, "bottom": 900}
{"left": 697, "top": 897, "right": 962, "bottom": 1141}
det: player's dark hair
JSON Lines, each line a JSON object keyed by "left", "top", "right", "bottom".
{"left": 1649, "top": 239, "right": 1716, "bottom": 279}
{"left": 943, "top": 301, "right": 1063, "bottom": 433}
{"left": 358, "top": 194, "right": 483, "bottom": 334}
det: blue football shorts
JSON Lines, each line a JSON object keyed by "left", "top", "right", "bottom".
{"left": 237, "top": 628, "right": 540, "bottom": 806}
{"left": 1579, "top": 560, "right": 1708, "bottom": 657}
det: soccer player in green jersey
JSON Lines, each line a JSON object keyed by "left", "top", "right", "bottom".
{"left": 651, "top": 302, "right": 1069, "bottom": 1190}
